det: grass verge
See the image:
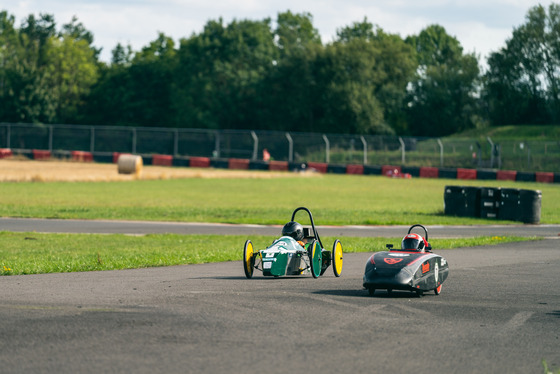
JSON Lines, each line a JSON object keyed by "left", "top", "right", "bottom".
{"left": 0, "top": 174, "right": 559, "bottom": 224}
{"left": 0, "top": 232, "right": 537, "bottom": 275}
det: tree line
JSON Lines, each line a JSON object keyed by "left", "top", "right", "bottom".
{"left": 1, "top": 4, "right": 559, "bottom": 137}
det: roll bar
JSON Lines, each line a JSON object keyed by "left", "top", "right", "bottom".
{"left": 291, "top": 206, "right": 324, "bottom": 249}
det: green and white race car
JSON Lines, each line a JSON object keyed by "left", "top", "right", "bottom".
{"left": 243, "top": 207, "right": 343, "bottom": 279}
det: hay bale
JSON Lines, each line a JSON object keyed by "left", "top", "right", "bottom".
{"left": 117, "top": 154, "right": 143, "bottom": 176}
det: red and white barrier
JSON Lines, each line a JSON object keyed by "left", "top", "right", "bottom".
{"left": 152, "top": 154, "right": 173, "bottom": 166}
{"left": 71, "top": 151, "right": 93, "bottom": 162}
{"left": 189, "top": 157, "right": 211, "bottom": 168}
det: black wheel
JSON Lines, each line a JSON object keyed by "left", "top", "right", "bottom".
{"left": 387, "top": 289, "right": 393, "bottom": 295}
{"left": 308, "top": 240, "right": 321, "bottom": 278}
{"left": 368, "top": 287, "right": 376, "bottom": 296}
{"left": 332, "top": 239, "right": 343, "bottom": 277}
{"left": 416, "top": 289, "right": 424, "bottom": 298}
{"left": 243, "top": 240, "right": 254, "bottom": 279}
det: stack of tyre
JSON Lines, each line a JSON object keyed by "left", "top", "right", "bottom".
{"left": 444, "top": 186, "right": 541, "bottom": 224}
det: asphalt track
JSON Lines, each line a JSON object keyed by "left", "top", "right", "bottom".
{"left": 1, "top": 219, "right": 559, "bottom": 373}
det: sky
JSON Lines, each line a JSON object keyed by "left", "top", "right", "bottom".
{"left": 4, "top": 0, "right": 558, "bottom": 68}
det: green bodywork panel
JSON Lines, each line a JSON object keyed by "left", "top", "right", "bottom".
{"left": 261, "top": 236, "right": 305, "bottom": 277}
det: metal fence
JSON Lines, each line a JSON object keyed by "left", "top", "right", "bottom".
{"left": 1, "top": 122, "right": 558, "bottom": 172}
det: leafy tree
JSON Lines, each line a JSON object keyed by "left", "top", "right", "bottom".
{"left": 354, "top": 23, "right": 416, "bottom": 134}
{"left": 275, "top": 11, "right": 321, "bottom": 56}
{"left": 483, "top": 4, "right": 560, "bottom": 125}
{"left": 46, "top": 17, "right": 99, "bottom": 123}
{"left": 111, "top": 43, "right": 133, "bottom": 66}
{"left": 3, "top": 13, "right": 58, "bottom": 123}
{"left": 173, "top": 18, "right": 278, "bottom": 129}
{"left": 19, "top": 13, "right": 56, "bottom": 66}
{"left": 86, "top": 33, "right": 176, "bottom": 126}
{"left": 257, "top": 11, "right": 322, "bottom": 132}
{"left": 60, "top": 15, "right": 101, "bottom": 59}
{"left": 313, "top": 37, "right": 385, "bottom": 134}
{"left": 0, "top": 12, "right": 100, "bottom": 124}
{"left": 405, "top": 25, "right": 480, "bottom": 136}
{"left": 84, "top": 63, "right": 134, "bottom": 125}
{"left": 0, "top": 11, "right": 22, "bottom": 121}
{"left": 128, "top": 33, "right": 177, "bottom": 126}
{"left": 309, "top": 19, "right": 415, "bottom": 135}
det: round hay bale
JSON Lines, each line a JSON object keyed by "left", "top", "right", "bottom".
{"left": 117, "top": 154, "right": 143, "bottom": 176}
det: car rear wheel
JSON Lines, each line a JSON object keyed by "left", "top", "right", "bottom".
{"left": 416, "top": 289, "right": 424, "bottom": 297}
{"left": 332, "top": 239, "right": 343, "bottom": 277}
{"left": 308, "top": 240, "right": 322, "bottom": 278}
{"left": 243, "top": 240, "right": 254, "bottom": 279}
{"left": 367, "top": 287, "right": 376, "bottom": 296}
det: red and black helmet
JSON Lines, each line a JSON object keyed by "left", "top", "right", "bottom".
{"left": 401, "top": 233, "right": 427, "bottom": 252}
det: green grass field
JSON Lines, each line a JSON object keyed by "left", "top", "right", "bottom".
{"left": 0, "top": 173, "right": 558, "bottom": 225}
{"left": 0, "top": 171, "right": 554, "bottom": 275}
{"left": 0, "top": 231, "right": 534, "bottom": 276}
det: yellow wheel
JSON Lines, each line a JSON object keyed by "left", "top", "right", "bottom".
{"left": 332, "top": 239, "right": 343, "bottom": 277}
{"left": 243, "top": 240, "right": 254, "bottom": 279}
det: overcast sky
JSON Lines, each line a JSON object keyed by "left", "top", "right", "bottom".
{"left": 5, "top": 0, "right": 557, "bottom": 68}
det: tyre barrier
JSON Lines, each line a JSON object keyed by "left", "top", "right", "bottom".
{"left": 307, "top": 162, "right": 328, "bottom": 173}
{"left": 402, "top": 166, "right": 420, "bottom": 177}
{"left": 228, "top": 158, "right": 250, "bottom": 170}
{"left": 479, "top": 187, "right": 500, "bottom": 219}
{"left": 382, "top": 165, "right": 401, "bottom": 176}
{"left": 212, "top": 158, "right": 229, "bottom": 169}
{"left": 172, "top": 156, "right": 189, "bottom": 167}
{"left": 327, "top": 164, "right": 347, "bottom": 174}
{"left": 288, "top": 162, "right": 307, "bottom": 172}
{"left": 419, "top": 167, "right": 439, "bottom": 178}
{"left": 498, "top": 188, "right": 542, "bottom": 224}
{"left": 518, "top": 189, "right": 542, "bottom": 224}
{"left": 439, "top": 168, "right": 457, "bottom": 179}
{"left": 516, "top": 171, "right": 535, "bottom": 182}
{"left": 32, "top": 149, "right": 51, "bottom": 160}
{"left": 71, "top": 151, "right": 93, "bottom": 162}
{"left": 346, "top": 164, "right": 364, "bottom": 175}
{"left": 457, "top": 168, "right": 477, "bottom": 180}
{"left": 1, "top": 146, "right": 557, "bottom": 186}
{"left": 0, "top": 148, "right": 13, "bottom": 158}
{"left": 189, "top": 157, "right": 211, "bottom": 168}
{"left": 152, "top": 154, "right": 173, "bottom": 166}
{"left": 444, "top": 185, "right": 541, "bottom": 223}
{"left": 117, "top": 154, "right": 143, "bottom": 176}
{"left": 269, "top": 161, "right": 289, "bottom": 171}
{"left": 444, "top": 186, "right": 480, "bottom": 217}
{"left": 476, "top": 169, "right": 497, "bottom": 180}
{"left": 363, "top": 165, "right": 382, "bottom": 175}
{"left": 248, "top": 160, "right": 269, "bottom": 171}
{"left": 497, "top": 170, "right": 517, "bottom": 181}
{"left": 535, "top": 172, "right": 554, "bottom": 183}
